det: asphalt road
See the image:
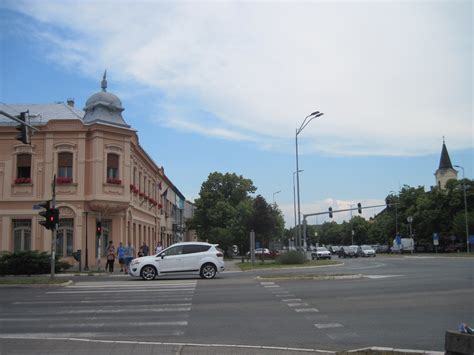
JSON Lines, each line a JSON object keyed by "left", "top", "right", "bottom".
{"left": 0, "top": 255, "right": 472, "bottom": 354}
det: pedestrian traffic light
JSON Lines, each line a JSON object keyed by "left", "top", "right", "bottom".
{"left": 15, "top": 112, "right": 30, "bottom": 145}
{"left": 357, "top": 203, "right": 362, "bottom": 214}
{"left": 96, "top": 221, "right": 102, "bottom": 238}
{"left": 328, "top": 207, "right": 333, "bottom": 218}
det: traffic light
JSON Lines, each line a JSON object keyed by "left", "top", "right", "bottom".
{"left": 50, "top": 208, "right": 59, "bottom": 228}
{"left": 96, "top": 221, "right": 102, "bottom": 238}
{"left": 328, "top": 207, "right": 333, "bottom": 218}
{"left": 357, "top": 203, "right": 362, "bottom": 214}
{"left": 15, "top": 112, "right": 30, "bottom": 145}
{"left": 39, "top": 200, "right": 51, "bottom": 229}
{"left": 38, "top": 201, "right": 58, "bottom": 230}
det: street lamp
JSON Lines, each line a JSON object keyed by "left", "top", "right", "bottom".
{"left": 273, "top": 190, "right": 281, "bottom": 206}
{"left": 293, "top": 170, "right": 303, "bottom": 248}
{"left": 296, "top": 111, "right": 324, "bottom": 251}
{"left": 454, "top": 165, "right": 470, "bottom": 253}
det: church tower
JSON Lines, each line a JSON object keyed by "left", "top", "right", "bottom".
{"left": 434, "top": 139, "right": 458, "bottom": 190}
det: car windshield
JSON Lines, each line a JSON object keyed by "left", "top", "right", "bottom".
{"left": 348, "top": 246, "right": 358, "bottom": 251}
{"left": 316, "top": 247, "right": 328, "bottom": 251}
{"left": 361, "top": 246, "right": 372, "bottom": 250}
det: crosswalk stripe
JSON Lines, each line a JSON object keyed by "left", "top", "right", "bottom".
{"left": 295, "top": 308, "right": 319, "bottom": 313}
{"left": 314, "top": 323, "right": 343, "bottom": 329}
{"left": 47, "top": 288, "right": 195, "bottom": 294}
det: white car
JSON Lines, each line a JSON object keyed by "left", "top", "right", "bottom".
{"left": 360, "top": 245, "right": 376, "bottom": 257}
{"left": 311, "top": 247, "right": 332, "bottom": 260}
{"left": 128, "top": 242, "right": 225, "bottom": 280}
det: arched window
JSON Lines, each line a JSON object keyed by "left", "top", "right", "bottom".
{"left": 107, "top": 153, "right": 119, "bottom": 180}
{"left": 58, "top": 152, "right": 73, "bottom": 178}
{"left": 17, "top": 154, "right": 31, "bottom": 179}
{"left": 13, "top": 219, "right": 31, "bottom": 252}
{"left": 56, "top": 219, "right": 74, "bottom": 257}
{"left": 96, "top": 220, "right": 111, "bottom": 256}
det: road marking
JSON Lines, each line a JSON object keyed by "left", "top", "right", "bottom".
{"left": 364, "top": 275, "right": 403, "bottom": 279}
{"left": 13, "top": 299, "right": 192, "bottom": 305}
{"left": 260, "top": 282, "right": 275, "bottom": 285}
{"left": 47, "top": 288, "right": 195, "bottom": 294}
{"left": 295, "top": 308, "right": 319, "bottom": 313}
{"left": 264, "top": 285, "right": 280, "bottom": 288}
{"left": 287, "top": 303, "right": 309, "bottom": 307}
{"left": 27, "top": 307, "right": 192, "bottom": 314}
{"left": 0, "top": 335, "right": 337, "bottom": 354}
{"left": 282, "top": 299, "right": 302, "bottom": 302}
{"left": 67, "top": 281, "right": 196, "bottom": 289}
{"left": 315, "top": 323, "right": 343, "bottom": 329}
{"left": 274, "top": 293, "right": 293, "bottom": 297}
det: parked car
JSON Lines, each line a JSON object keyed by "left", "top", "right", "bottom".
{"left": 311, "top": 247, "right": 332, "bottom": 260}
{"left": 360, "top": 245, "right": 376, "bottom": 257}
{"left": 338, "top": 246, "right": 359, "bottom": 258}
{"left": 373, "top": 245, "right": 390, "bottom": 253}
{"left": 246, "top": 248, "right": 271, "bottom": 257}
{"left": 328, "top": 245, "right": 341, "bottom": 255}
{"left": 128, "top": 242, "right": 225, "bottom": 280}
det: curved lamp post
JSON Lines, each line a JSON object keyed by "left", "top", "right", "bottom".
{"left": 295, "top": 111, "right": 324, "bottom": 251}
{"left": 454, "top": 165, "right": 470, "bottom": 253}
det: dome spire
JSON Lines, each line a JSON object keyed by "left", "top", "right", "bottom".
{"left": 101, "top": 70, "right": 107, "bottom": 92}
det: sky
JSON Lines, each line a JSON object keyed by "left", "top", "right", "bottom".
{"left": 0, "top": 0, "right": 472, "bottom": 227}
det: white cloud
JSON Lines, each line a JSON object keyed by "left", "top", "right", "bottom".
{"left": 5, "top": 0, "right": 472, "bottom": 156}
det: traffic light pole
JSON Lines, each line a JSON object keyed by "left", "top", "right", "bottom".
{"left": 50, "top": 175, "right": 57, "bottom": 280}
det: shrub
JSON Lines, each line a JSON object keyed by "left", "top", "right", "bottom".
{"left": 0, "top": 250, "right": 71, "bottom": 275}
{"left": 277, "top": 250, "right": 306, "bottom": 265}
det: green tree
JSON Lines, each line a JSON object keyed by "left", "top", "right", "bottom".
{"left": 190, "top": 172, "right": 256, "bottom": 253}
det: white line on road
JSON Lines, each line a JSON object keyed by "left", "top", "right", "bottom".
{"left": 364, "top": 275, "right": 403, "bottom": 279}
{"left": 13, "top": 299, "right": 193, "bottom": 305}
{"left": 315, "top": 323, "right": 343, "bottom": 329}
{"left": 295, "top": 308, "right": 319, "bottom": 313}
{"left": 0, "top": 335, "right": 337, "bottom": 354}
{"left": 47, "top": 288, "right": 195, "bottom": 294}
{"left": 282, "top": 299, "right": 302, "bottom": 302}
{"left": 68, "top": 283, "right": 196, "bottom": 288}
{"left": 287, "top": 303, "right": 309, "bottom": 307}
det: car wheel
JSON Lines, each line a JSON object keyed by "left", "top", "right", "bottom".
{"left": 140, "top": 265, "right": 157, "bottom": 281}
{"left": 200, "top": 263, "right": 217, "bottom": 279}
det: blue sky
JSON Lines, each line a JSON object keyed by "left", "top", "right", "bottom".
{"left": 0, "top": 1, "right": 472, "bottom": 226}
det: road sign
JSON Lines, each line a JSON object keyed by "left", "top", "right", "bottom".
{"left": 469, "top": 235, "right": 474, "bottom": 245}
{"left": 433, "top": 233, "right": 439, "bottom": 246}
{"left": 396, "top": 235, "right": 402, "bottom": 245}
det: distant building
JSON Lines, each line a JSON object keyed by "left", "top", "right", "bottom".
{"left": 0, "top": 73, "right": 184, "bottom": 268}
{"left": 434, "top": 139, "right": 458, "bottom": 190}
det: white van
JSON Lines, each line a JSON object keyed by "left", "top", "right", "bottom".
{"left": 392, "top": 238, "right": 414, "bottom": 253}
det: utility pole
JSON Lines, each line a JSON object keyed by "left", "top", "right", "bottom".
{"left": 50, "top": 175, "right": 57, "bottom": 280}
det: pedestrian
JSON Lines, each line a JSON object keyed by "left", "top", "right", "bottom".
{"left": 142, "top": 241, "right": 149, "bottom": 256}
{"left": 106, "top": 241, "right": 115, "bottom": 273}
{"left": 123, "top": 241, "right": 135, "bottom": 273}
{"left": 138, "top": 246, "right": 144, "bottom": 257}
{"left": 155, "top": 242, "right": 163, "bottom": 254}
{"left": 117, "top": 242, "right": 125, "bottom": 272}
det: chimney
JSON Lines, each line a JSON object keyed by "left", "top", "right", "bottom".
{"left": 67, "top": 98, "right": 75, "bottom": 107}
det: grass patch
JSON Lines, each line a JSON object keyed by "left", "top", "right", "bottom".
{"left": 0, "top": 276, "right": 70, "bottom": 285}
{"left": 237, "top": 259, "right": 341, "bottom": 271}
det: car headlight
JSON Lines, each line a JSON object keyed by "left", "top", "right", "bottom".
{"left": 131, "top": 259, "right": 141, "bottom": 265}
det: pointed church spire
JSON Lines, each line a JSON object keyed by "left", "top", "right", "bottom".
{"left": 101, "top": 70, "right": 107, "bottom": 92}
{"left": 439, "top": 139, "right": 454, "bottom": 170}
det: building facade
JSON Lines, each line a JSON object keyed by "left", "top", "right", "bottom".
{"left": 0, "top": 76, "right": 185, "bottom": 268}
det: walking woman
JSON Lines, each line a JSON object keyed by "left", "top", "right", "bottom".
{"left": 106, "top": 241, "right": 116, "bottom": 273}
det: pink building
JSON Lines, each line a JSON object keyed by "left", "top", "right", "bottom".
{"left": 0, "top": 75, "right": 186, "bottom": 269}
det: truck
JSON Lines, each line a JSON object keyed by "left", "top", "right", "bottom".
{"left": 392, "top": 237, "right": 414, "bottom": 253}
